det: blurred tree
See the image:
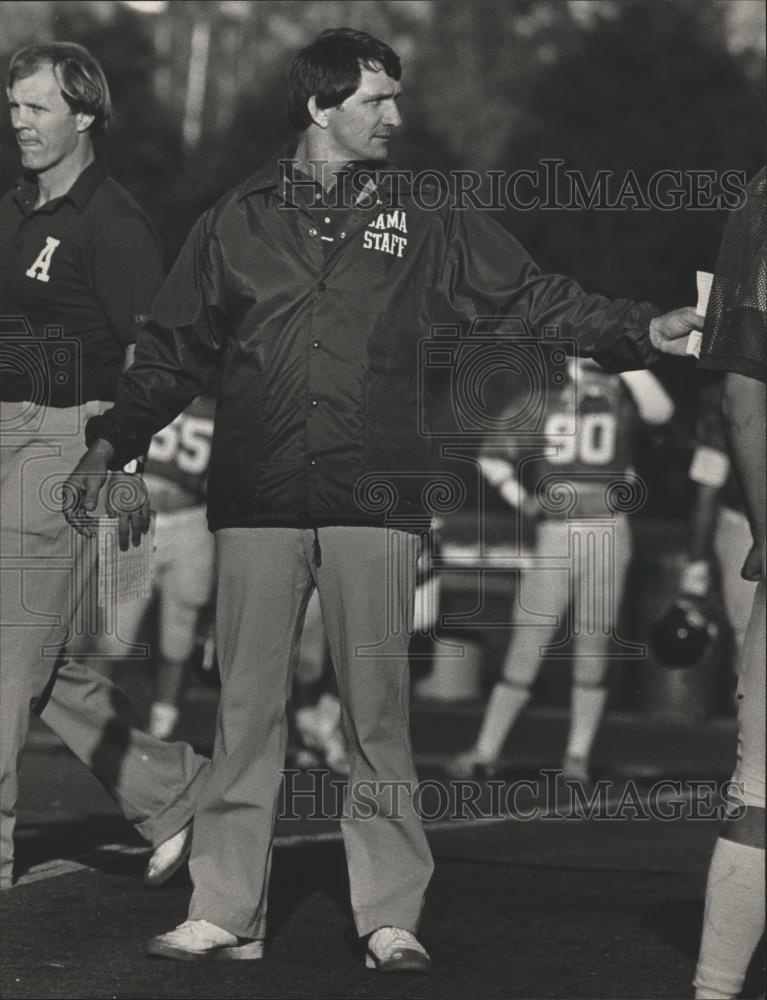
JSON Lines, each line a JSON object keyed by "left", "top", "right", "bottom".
{"left": 413, "top": 0, "right": 582, "bottom": 170}
{"left": 497, "top": 0, "right": 765, "bottom": 306}
{"left": 58, "top": 3, "right": 187, "bottom": 253}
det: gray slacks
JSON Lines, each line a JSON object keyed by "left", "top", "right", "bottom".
{"left": 188, "top": 526, "right": 434, "bottom": 939}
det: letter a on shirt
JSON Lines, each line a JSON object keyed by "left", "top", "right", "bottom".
{"left": 26, "top": 237, "right": 61, "bottom": 283}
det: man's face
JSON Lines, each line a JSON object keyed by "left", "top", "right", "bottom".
{"left": 323, "top": 64, "right": 402, "bottom": 162}
{"left": 8, "top": 63, "right": 83, "bottom": 174}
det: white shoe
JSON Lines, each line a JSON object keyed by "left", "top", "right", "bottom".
{"left": 148, "top": 702, "right": 179, "bottom": 740}
{"left": 148, "top": 919, "right": 264, "bottom": 961}
{"left": 365, "top": 926, "right": 432, "bottom": 974}
{"left": 144, "top": 824, "right": 192, "bottom": 886}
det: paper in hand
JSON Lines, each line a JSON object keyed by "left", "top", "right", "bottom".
{"left": 97, "top": 512, "right": 155, "bottom": 607}
{"left": 686, "top": 270, "right": 713, "bottom": 358}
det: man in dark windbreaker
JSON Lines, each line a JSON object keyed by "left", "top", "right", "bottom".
{"left": 64, "top": 28, "right": 701, "bottom": 970}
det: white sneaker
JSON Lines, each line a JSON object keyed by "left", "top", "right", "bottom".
{"left": 365, "top": 926, "right": 432, "bottom": 974}
{"left": 143, "top": 824, "right": 192, "bottom": 886}
{"left": 148, "top": 919, "right": 264, "bottom": 961}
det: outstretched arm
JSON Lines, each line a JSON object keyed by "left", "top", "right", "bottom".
{"left": 434, "top": 207, "right": 702, "bottom": 370}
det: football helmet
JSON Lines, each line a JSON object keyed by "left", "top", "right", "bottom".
{"left": 649, "top": 595, "right": 721, "bottom": 669}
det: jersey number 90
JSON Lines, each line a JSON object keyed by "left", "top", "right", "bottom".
{"left": 545, "top": 412, "right": 617, "bottom": 466}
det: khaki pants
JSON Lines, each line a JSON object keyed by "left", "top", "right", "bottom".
{"left": 0, "top": 401, "right": 208, "bottom": 886}
{"left": 188, "top": 526, "right": 434, "bottom": 939}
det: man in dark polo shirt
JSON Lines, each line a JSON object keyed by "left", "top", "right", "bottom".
{"left": 0, "top": 42, "right": 208, "bottom": 890}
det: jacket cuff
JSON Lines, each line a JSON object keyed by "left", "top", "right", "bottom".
{"left": 595, "top": 301, "right": 662, "bottom": 373}
{"left": 624, "top": 301, "right": 663, "bottom": 368}
{"left": 85, "top": 411, "right": 142, "bottom": 470}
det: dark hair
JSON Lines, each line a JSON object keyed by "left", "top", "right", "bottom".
{"left": 287, "top": 28, "right": 401, "bottom": 131}
{"left": 8, "top": 42, "right": 112, "bottom": 135}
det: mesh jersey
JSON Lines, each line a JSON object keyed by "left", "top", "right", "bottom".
{"left": 144, "top": 395, "right": 215, "bottom": 504}
{"left": 699, "top": 167, "right": 766, "bottom": 382}
{"left": 483, "top": 367, "right": 643, "bottom": 519}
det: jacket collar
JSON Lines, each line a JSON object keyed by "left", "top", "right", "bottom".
{"left": 237, "top": 145, "right": 413, "bottom": 205}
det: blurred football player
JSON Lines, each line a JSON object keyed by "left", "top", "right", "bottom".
{"left": 693, "top": 167, "right": 765, "bottom": 1000}
{"left": 681, "top": 376, "right": 757, "bottom": 664}
{"left": 122, "top": 396, "right": 216, "bottom": 740}
{"left": 448, "top": 358, "right": 673, "bottom": 782}
{"left": 81, "top": 396, "right": 216, "bottom": 740}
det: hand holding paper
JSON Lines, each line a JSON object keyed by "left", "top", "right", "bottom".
{"left": 97, "top": 513, "right": 156, "bottom": 607}
{"left": 685, "top": 271, "right": 713, "bottom": 358}
{"left": 649, "top": 306, "right": 705, "bottom": 357}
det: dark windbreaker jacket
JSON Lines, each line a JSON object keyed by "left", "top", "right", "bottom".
{"left": 87, "top": 153, "right": 661, "bottom": 531}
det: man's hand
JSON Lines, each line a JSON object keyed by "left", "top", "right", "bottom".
{"left": 106, "top": 472, "right": 152, "bottom": 551}
{"left": 649, "top": 307, "right": 704, "bottom": 356}
{"left": 63, "top": 439, "right": 151, "bottom": 551}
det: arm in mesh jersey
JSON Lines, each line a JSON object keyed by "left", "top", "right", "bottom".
{"left": 699, "top": 168, "right": 767, "bottom": 383}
